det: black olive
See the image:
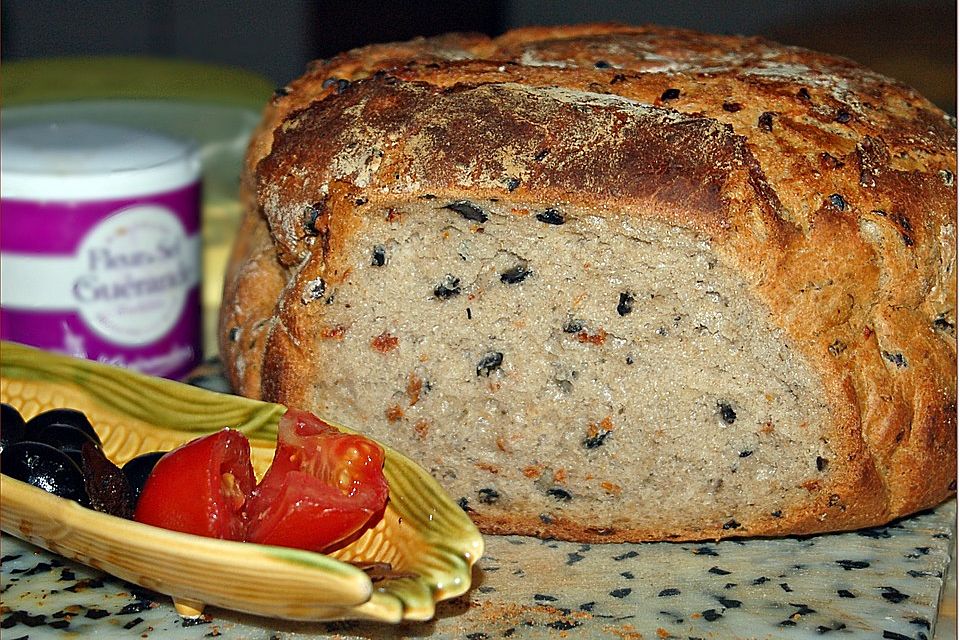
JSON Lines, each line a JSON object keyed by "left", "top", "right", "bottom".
{"left": 81, "top": 442, "right": 134, "bottom": 518}
{"left": 49, "top": 445, "right": 85, "bottom": 471}
{"left": 444, "top": 200, "right": 488, "bottom": 223}
{"left": 536, "top": 208, "right": 565, "bottom": 225}
{"left": 33, "top": 423, "right": 100, "bottom": 452}
{"left": 1, "top": 441, "right": 88, "bottom": 504}
{"left": 122, "top": 451, "right": 167, "bottom": 502}
{"left": 31, "top": 421, "right": 100, "bottom": 471}
{"left": 563, "top": 319, "right": 585, "bottom": 333}
{"left": 478, "top": 487, "right": 501, "bottom": 504}
{"left": 476, "top": 351, "right": 504, "bottom": 377}
{"left": 718, "top": 402, "right": 738, "bottom": 425}
{"left": 758, "top": 111, "right": 775, "bottom": 132}
{"left": 433, "top": 274, "right": 462, "bottom": 300}
{"left": 660, "top": 87, "right": 681, "bottom": 101}
{"left": 26, "top": 409, "right": 101, "bottom": 448}
{"left": 500, "top": 264, "right": 532, "bottom": 284}
{"left": 617, "top": 292, "right": 635, "bottom": 316}
{"left": 828, "top": 193, "right": 847, "bottom": 211}
{"left": 371, "top": 244, "right": 386, "bottom": 267}
{"left": 1, "top": 403, "right": 26, "bottom": 451}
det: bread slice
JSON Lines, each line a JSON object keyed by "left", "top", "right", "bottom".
{"left": 220, "top": 24, "right": 956, "bottom": 541}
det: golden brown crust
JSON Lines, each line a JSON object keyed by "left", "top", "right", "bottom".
{"left": 221, "top": 23, "right": 956, "bottom": 541}
{"left": 218, "top": 204, "right": 284, "bottom": 398}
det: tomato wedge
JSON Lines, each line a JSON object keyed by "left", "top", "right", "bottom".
{"left": 131, "top": 411, "right": 389, "bottom": 553}
{"left": 133, "top": 429, "right": 255, "bottom": 540}
{"left": 245, "top": 409, "right": 389, "bottom": 553}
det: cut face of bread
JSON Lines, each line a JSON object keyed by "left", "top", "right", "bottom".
{"left": 298, "top": 198, "right": 831, "bottom": 538}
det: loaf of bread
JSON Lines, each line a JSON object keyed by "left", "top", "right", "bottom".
{"left": 220, "top": 24, "right": 957, "bottom": 542}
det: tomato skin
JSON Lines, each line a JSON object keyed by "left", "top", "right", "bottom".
{"left": 245, "top": 409, "right": 389, "bottom": 553}
{"left": 133, "top": 429, "right": 255, "bottom": 541}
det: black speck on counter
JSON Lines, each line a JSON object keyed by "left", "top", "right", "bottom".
{"left": 880, "top": 587, "right": 909, "bottom": 603}
{"left": 21, "top": 562, "right": 54, "bottom": 577}
{"left": 546, "top": 619, "right": 580, "bottom": 631}
{"left": 701, "top": 609, "right": 723, "bottom": 622}
{"left": 859, "top": 529, "right": 895, "bottom": 543}
{"left": 119, "top": 600, "right": 155, "bottom": 615}
{"left": 2, "top": 610, "right": 48, "bottom": 628}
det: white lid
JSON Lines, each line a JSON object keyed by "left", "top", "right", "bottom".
{"left": 1, "top": 121, "right": 201, "bottom": 200}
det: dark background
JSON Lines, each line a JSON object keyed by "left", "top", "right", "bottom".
{"left": 2, "top": 0, "right": 955, "bottom": 113}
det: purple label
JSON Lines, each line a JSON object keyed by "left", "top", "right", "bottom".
{"left": 1, "top": 183, "right": 201, "bottom": 254}
{"left": 0, "top": 292, "right": 202, "bottom": 380}
{"left": 0, "top": 182, "right": 202, "bottom": 380}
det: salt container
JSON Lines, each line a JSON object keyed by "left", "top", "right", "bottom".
{"left": 1, "top": 121, "right": 203, "bottom": 379}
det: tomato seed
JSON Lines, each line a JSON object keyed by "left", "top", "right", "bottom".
{"left": 338, "top": 469, "right": 353, "bottom": 494}
{"left": 221, "top": 473, "right": 246, "bottom": 510}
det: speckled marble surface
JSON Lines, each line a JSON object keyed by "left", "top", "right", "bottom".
{"left": 1, "top": 500, "right": 954, "bottom": 639}
{"left": 2, "top": 364, "right": 955, "bottom": 639}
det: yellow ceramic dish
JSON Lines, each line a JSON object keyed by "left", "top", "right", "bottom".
{"left": 0, "top": 341, "right": 484, "bottom": 622}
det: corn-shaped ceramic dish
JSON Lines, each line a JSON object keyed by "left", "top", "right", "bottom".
{"left": 0, "top": 341, "right": 484, "bottom": 622}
